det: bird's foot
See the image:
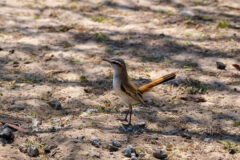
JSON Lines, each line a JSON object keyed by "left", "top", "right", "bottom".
{"left": 127, "top": 121, "right": 132, "bottom": 126}
{"left": 117, "top": 117, "right": 128, "bottom": 122}
{"left": 121, "top": 122, "right": 132, "bottom": 129}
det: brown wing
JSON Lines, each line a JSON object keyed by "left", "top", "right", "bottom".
{"left": 120, "top": 81, "right": 146, "bottom": 106}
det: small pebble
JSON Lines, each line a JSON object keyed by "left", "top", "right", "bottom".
{"left": 167, "top": 129, "right": 178, "bottom": 135}
{"left": 229, "top": 148, "right": 236, "bottom": 154}
{"left": 0, "top": 127, "right": 14, "bottom": 144}
{"left": 92, "top": 152, "right": 100, "bottom": 158}
{"left": 204, "top": 138, "right": 211, "bottom": 143}
{"left": 85, "top": 108, "right": 98, "bottom": 113}
{"left": 16, "top": 105, "right": 25, "bottom": 111}
{"left": 49, "top": 127, "right": 56, "bottom": 132}
{"left": 216, "top": 61, "right": 226, "bottom": 70}
{"left": 19, "top": 143, "right": 27, "bottom": 153}
{"left": 131, "top": 153, "right": 138, "bottom": 160}
{"left": 152, "top": 136, "right": 159, "bottom": 140}
{"left": 13, "top": 61, "right": 19, "bottom": 67}
{"left": 107, "top": 144, "right": 118, "bottom": 152}
{"left": 48, "top": 99, "right": 62, "bottom": 110}
{"left": 159, "top": 33, "right": 165, "bottom": 37}
{"left": 9, "top": 49, "right": 15, "bottom": 54}
{"left": 179, "top": 10, "right": 194, "bottom": 17}
{"left": 153, "top": 150, "right": 168, "bottom": 159}
{"left": 122, "top": 145, "right": 136, "bottom": 158}
{"left": 32, "top": 119, "right": 40, "bottom": 128}
{"left": 27, "top": 144, "right": 39, "bottom": 157}
{"left": 91, "top": 138, "right": 101, "bottom": 148}
{"left": 139, "top": 152, "right": 145, "bottom": 157}
{"left": 182, "top": 133, "right": 191, "bottom": 139}
{"left": 146, "top": 110, "right": 152, "bottom": 114}
{"left": 112, "top": 140, "right": 121, "bottom": 148}
{"left": 136, "top": 122, "right": 146, "bottom": 129}
{"left": 44, "top": 144, "right": 57, "bottom": 154}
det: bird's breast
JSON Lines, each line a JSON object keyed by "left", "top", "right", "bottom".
{"left": 113, "top": 77, "right": 121, "bottom": 94}
{"left": 112, "top": 77, "right": 136, "bottom": 105}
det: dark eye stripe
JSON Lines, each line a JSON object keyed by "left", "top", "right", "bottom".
{"left": 112, "top": 61, "right": 122, "bottom": 66}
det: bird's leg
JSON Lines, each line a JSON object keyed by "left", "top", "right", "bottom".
{"left": 117, "top": 105, "right": 129, "bottom": 122}
{"left": 128, "top": 105, "right": 132, "bottom": 126}
{"left": 124, "top": 109, "right": 129, "bottom": 122}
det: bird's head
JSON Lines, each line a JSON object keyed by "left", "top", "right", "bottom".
{"left": 102, "top": 58, "right": 126, "bottom": 73}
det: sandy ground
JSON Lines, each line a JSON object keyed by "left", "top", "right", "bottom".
{"left": 0, "top": 0, "right": 240, "bottom": 159}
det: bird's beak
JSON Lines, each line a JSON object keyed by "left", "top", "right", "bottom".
{"left": 102, "top": 58, "right": 112, "bottom": 63}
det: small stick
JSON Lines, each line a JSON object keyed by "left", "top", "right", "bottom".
{"left": 0, "top": 122, "right": 29, "bottom": 134}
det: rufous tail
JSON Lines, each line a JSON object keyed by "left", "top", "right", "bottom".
{"left": 138, "top": 72, "right": 176, "bottom": 93}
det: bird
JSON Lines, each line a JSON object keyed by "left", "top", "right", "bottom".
{"left": 102, "top": 58, "right": 176, "bottom": 125}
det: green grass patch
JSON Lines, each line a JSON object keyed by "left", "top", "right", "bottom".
{"left": 91, "top": 16, "right": 114, "bottom": 24}
{"left": 197, "top": 33, "right": 211, "bottom": 41}
{"left": 115, "top": 51, "right": 124, "bottom": 55}
{"left": 217, "top": 140, "right": 240, "bottom": 152}
{"left": 184, "top": 32, "right": 192, "bottom": 37}
{"left": 62, "top": 41, "right": 73, "bottom": 48}
{"left": 159, "top": 9, "right": 174, "bottom": 15}
{"left": 25, "top": 140, "right": 46, "bottom": 149}
{"left": 182, "top": 61, "right": 198, "bottom": 71}
{"left": 166, "top": 143, "right": 173, "bottom": 151}
{"left": 95, "top": 105, "right": 111, "bottom": 114}
{"left": 181, "top": 79, "right": 208, "bottom": 94}
{"left": 93, "top": 32, "right": 110, "bottom": 42}
{"left": 88, "top": 121, "right": 100, "bottom": 127}
{"left": 23, "top": 78, "right": 40, "bottom": 84}
{"left": 183, "top": 41, "right": 193, "bottom": 45}
{"left": 33, "top": 15, "right": 40, "bottom": 19}
{"left": 68, "top": 57, "right": 82, "bottom": 65}
{"left": 233, "top": 121, "right": 240, "bottom": 127}
{"left": 105, "top": 48, "right": 114, "bottom": 54}
{"left": 199, "top": 15, "right": 215, "bottom": 22}
{"left": 10, "top": 85, "right": 20, "bottom": 90}
{"left": 217, "top": 20, "right": 229, "bottom": 28}
{"left": 161, "top": 59, "right": 174, "bottom": 68}
{"left": 80, "top": 75, "right": 88, "bottom": 83}
{"left": 71, "top": 3, "right": 78, "bottom": 9}
{"left": 136, "top": 148, "right": 145, "bottom": 154}
{"left": 0, "top": 33, "right": 6, "bottom": 38}
{"left": 141, "top": 56, "right": 163, "bottom": 63}
{"left": 184, "top": 18, "right": 195, "bottom": 25}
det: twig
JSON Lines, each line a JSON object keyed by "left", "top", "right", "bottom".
{"left": 0, "top": 122, "right": 29, "bottom": 134}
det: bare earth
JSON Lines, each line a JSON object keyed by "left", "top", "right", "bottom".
{"left": 0, "top": 0, "right": 240, "bottom": 160}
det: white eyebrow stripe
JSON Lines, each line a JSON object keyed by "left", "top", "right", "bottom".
{"left": 112, "top": 60, "right": 123, "bottom": 65}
